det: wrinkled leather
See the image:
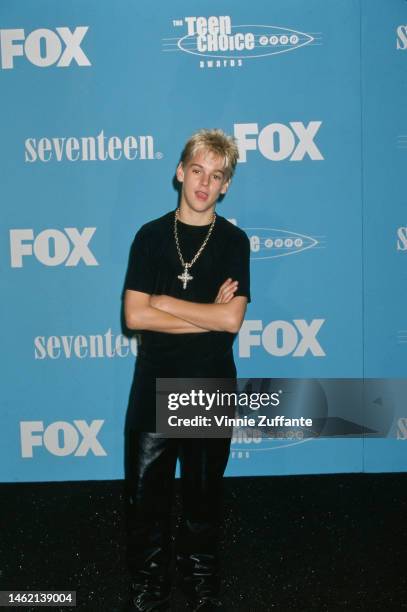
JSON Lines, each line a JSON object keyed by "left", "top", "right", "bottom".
{"left": 177, "top": 552, "right": 220, "bottom": 601}
{"left": 125, "top": 432, "right": 231, "bottom": 610}
{"left": 190, "top": 598, "right": 224, "bottom": 611}
{"left": 128, "top": 590, "right": 171, "bottom": 611}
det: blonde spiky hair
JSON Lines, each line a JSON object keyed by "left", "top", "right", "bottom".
{"left": 180, "top": 128, "right": 239, "bottom": 181}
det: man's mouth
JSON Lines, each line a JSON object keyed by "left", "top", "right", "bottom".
{"left": 195, "top": 191, "right": 209, "bottom": 201}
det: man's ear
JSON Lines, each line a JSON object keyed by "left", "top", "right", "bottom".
{"left": 176, "top": 162, "right": 184, "bottom": 183}
{"left": 220, "top": 178, "right": 231, "bottom": 195}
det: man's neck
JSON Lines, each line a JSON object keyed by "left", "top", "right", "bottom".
{"left": 177, "top": 205, "right": 216, "bottom": 226}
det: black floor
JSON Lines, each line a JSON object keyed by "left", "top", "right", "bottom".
{"left": 2, "top": 474, "right": 407, "bottom": 611}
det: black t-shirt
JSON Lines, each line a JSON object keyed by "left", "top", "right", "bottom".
{"left": 123, "top": 210, "right": 251, "bottom": 429}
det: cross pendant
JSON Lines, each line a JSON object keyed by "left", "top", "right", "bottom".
{"left": 178, "top": 265, "right": 193, "bottom": 289}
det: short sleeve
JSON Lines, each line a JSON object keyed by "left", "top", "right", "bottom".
{"left": 124, "top": 228, "right": 155, "bottom": 294}
{"left": 227, "top": 232, "right": 251, "bottom": 303}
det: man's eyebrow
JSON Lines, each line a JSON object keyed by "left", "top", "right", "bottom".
{"left": 190, "top": 163, "right": 225, "bottom": 175}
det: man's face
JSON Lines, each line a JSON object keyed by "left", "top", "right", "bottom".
{"left": 176, "top": 149, "right": 230, "bottom": 216}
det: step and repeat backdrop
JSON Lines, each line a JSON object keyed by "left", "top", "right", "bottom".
{"left": 1, "top": 0, "right": 406, "bottom": 482}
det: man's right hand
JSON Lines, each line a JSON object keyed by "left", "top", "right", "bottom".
{"left": 215, "top": 278, "right": 239, "bottom": 304}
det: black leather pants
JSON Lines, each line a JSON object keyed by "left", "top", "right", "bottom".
{"left": 125, "top": 432, "right": 231, "bottom": 601}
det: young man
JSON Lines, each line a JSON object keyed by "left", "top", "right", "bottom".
{"left": 123, "top": 129, "right": 250, "bottom": 611}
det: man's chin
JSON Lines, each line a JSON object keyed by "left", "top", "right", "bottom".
{"left": 183, "top": 202, "right": 217, "bottom": 216}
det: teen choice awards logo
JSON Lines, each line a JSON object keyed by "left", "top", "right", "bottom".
{"left": 163, "top": 16, "right": 320, "bottom": 68}
{"left": 228, "top": 220, "right": 323, "bottom": 260}
{"left": 245, "top": 227, "right": 321, "bottom": 260}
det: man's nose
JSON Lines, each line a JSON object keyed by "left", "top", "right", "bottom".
{"left": 200, "top": 172, "right": 209, "bottom": 186}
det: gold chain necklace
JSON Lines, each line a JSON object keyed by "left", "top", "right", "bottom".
{"left": 174, "top": 208, "right": 216, "bottom": 289}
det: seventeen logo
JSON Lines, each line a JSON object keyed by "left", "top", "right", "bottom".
{"left": 20, "top": 420, "right": 106, "bottom": 458}
{"left": 397, "top": 26, "right": 407, "bottom": 50}
{"left": 34, "top": 329, "right": 138, "bottom": 359}
{"left": 0, "top": 27, "right": 90, "bottom": 69}
{"left": 163, "top": 16, "right": 320, "bottom": 69}
{"left": 25, "top": 130, "right": 158, "bottom": 163}
{"left": 238, "top": 319, "right": 326, "bottom": 358}
{"left": 234, "top": 122, "right": 323, "bottom": 162}
{"left": 397, "top": 227, "right": 407, "bottom": 251}
{"left": 10, "top": 228, "right": 98, "bottom": 268}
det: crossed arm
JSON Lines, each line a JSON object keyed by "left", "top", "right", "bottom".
{"left": 124, "top": 278, "right": 247, "bottom": 334}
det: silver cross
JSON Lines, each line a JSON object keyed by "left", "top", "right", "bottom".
{"left": 178, "top": 265, "right": 193, "bottom": 289}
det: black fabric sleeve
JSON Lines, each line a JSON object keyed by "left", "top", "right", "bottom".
{"left": 124, "top": 228, "right": 155, "bottom": 294}
{"left": 227, "top": 232, "right": 251, "bottom": 303}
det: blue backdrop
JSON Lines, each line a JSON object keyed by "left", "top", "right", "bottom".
{"left": 1, "top": 0, "right": 406, "bottom": 482}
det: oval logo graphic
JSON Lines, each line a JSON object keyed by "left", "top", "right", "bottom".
{"left": 244, "top": 227, "right": 320, "bottom": 260}
{"left": 177, "top": 25, "right": 315, "bottom": 59}
{"left": 231, "top": 377, "right": 327, "bottom": 455}
{"left": 231, "top": 436, "right": 314, "bottom": 455}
